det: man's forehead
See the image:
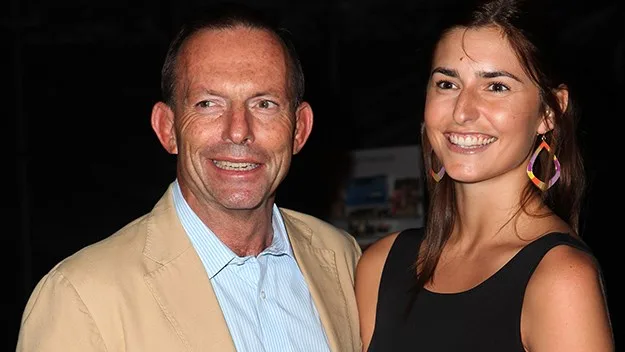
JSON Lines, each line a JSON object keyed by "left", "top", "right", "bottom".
{"left": 187, "top": 26, "right": 282, "bottom": 52}
{"left": 177, "top": 28, "right": 286, "bottom": 70}
{"left": 174, "top": 28, "right": 289, "bottom": 97}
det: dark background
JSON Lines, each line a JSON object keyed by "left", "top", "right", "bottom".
{"left": 5, "top": 0, "right": 623, "bottom": 348}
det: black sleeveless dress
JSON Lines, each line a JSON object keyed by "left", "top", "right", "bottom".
{"left": 368, "top": 228, "right": 595, "bottom": 352}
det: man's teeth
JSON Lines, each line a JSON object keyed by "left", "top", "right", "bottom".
{"left": 213, "top": 160, "right": 259, "bottom": 170}
{"left": 448, "top": 135, "right": 497, "bottom": 148}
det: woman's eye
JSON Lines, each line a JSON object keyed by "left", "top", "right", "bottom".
{"left": 488, "top": 82, "right": 510, "bottom": 92}
{"left": 435, "top": 80, "right": 456, "bottom": 89}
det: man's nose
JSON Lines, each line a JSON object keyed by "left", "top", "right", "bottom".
{"left": 223, "top": 106, "right": 254, "bottom": 145}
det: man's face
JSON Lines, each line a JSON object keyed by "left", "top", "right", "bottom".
{"left": 155, "top": 26, "right": 312, "bottom": 214}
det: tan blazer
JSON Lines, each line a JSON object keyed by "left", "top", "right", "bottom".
{"left": 17, "top": 184, "right": 362, "bottom": 351}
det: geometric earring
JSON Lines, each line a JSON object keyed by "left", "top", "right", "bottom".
{"left": 430, "top": 165, "right": 446, "bottom": 183}
{"left": 527, "top": 134, "right": 561, "bottom": 191}
{"left": 429, "top": 148, "right": 445, "bottom": 183}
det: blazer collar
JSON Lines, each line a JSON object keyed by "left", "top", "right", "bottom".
{"left": 140, "top": 185, "right": 351, "bottom": 352}
{"left": 281, "top": 210, "right": 354, "bottom": 352}
{"left": 142, "top": 184, "right": 236, "bottom": 351}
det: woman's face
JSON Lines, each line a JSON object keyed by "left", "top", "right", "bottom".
{"left": 424, "top": 26, "right": 550, "bottom": 186}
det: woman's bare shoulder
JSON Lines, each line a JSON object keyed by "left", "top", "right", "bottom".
{"left": 355, "top": 231, "right": 402, "bottom": 351}
{"left": 522, "top": 238, "right": 614, "bottom": 351}
{"left": 359, "top": 232, "right": 401, "bottom": 269}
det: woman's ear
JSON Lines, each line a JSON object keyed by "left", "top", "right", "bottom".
{"left": 555, "top": 84, "right": 569, "bottom": 115}
{"left": 537, "top": 84, "right": 569, "bottom": 135}
{"left": 151, "top": 102, "right": 178, "bottom": 154}
{"left": 537, "top": 109, "right": 555, "bottom": 135}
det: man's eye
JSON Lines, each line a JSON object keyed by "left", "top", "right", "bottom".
{"left": 258, "top": 100, "right": 277, "bottom": 109}
{"left": 196, "top": 100, "right": 215, "bottom": 108}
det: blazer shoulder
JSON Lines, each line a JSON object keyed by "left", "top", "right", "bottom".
{"left": 51, "top": 212, "right": 151, "bottom": 284}
{"left": 279, "top": 208, "right": 360, "bottom": 253}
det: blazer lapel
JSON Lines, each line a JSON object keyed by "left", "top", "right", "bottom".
{"left": 142, "top": 186, "right": 236, "bottom": 352}
{"left": 282, "top": 212, "right": 353, "bottom": 352}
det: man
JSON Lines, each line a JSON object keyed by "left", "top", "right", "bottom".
{"left": 16, "top": 4, "right": 361, "bottom": 351}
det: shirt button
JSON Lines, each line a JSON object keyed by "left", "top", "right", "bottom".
{"left": 260, "top": 290, "right": 266, "bottom": 299}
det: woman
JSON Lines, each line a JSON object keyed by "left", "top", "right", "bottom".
{"left": 355, "top": 0, "right": 614, "bottom": 351}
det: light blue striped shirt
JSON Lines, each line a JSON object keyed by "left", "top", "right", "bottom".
{"left": 172, "top": 180, "right": 330, "bottom": 352}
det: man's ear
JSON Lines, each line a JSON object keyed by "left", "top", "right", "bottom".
{"left": 292, "top": 102, "right": 314, "bottom": 155}
{"left": 151, "top": 102, "right": 178, "bottom": 154}
{"left": 537, "top": 84, "right": 569, "bottom": 135}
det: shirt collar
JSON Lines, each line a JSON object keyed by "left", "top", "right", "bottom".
{"left": 171, "top": 179, "right": 292, "bottom": 279}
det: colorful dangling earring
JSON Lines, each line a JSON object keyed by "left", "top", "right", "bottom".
{"left": 429, "top": 148, "right": 445, "bottom": 182}
{"left": 431, "top": 165, "right": 445, "bottom": 183}
{"left": 424, "top": 123, "right": 445, "bottom": 182}
{"left": 430, "top": 153, "right": 445, "bottom": 183}
{"left": 527, "top": 134, "right": 560, "bottom": 191}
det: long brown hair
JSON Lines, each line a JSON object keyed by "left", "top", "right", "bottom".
{"left": 416, "top": 0, "right": 586, "bottom": 290}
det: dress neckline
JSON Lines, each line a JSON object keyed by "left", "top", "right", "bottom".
{"left": 421, "top": 232, "right": 570, "bottom": 296}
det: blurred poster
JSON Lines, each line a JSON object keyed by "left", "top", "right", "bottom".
{"left": 330, "top": 145, "right": 425, "bottom": 248}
